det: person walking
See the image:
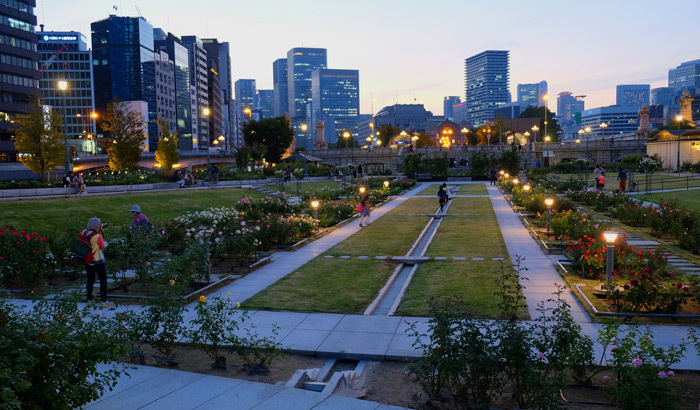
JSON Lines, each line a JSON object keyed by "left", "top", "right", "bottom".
{"left": 357, "top": 164, "right": 363, "bottom": 177}
{"left": 130, "top": 205, "right": 152, "bottom": 231}
{"left": 437, "top": 186, "right": 448, "bottom": 212}
{"left": 593, "top": 164, "right": 602, "bottom": 189}
{"left": 358, "top": 195, "right": 371, "bottom": 227}
{"left": 209, "top": 164, "right": 220, "bottom": 188}
{"left": 82, "top": 217, "right": 111, "bottom": 307}
{"left": 617, "top": 168, "right": 628, "bottom": 192}
{"left": 489, "top": 169, "right": 497, "bottom": 185}
{"left": 598, "top": 172, "right": 606, "bottom": 191}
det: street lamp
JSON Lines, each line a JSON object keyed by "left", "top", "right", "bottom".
{"left": 301, "top": 123, "right": 309, "bottom": 178}
{"left": 343, "top": 131, "right": 351, "bottom": 165}
{"left": 543, "top": 94, "right": 549, "bottom": 143}
{"left": 58, "top": 79, "right": 69, "bottom": 178}
{"left": 603, "top": 231, "right": 618, "bottom": 285}
{"left": 531, "top": 125, "right": 539, "bottom": 143}
{"left": 243, "top": 107, "right": 252, "bottom": 122}
{"left": 676, "top": 115, "right": 683, "bottom": 176}
{"left": 523, "top": 184, "right": 531, "bottom": 192}
{"left": 202, "top": 108, "right": 211, "bottom": 170}
{"left": 523, "top": 131, "right": 530, "bottom": 145}
{"left": 383, "top": 180, "right": 390, "bottom": 190}
{"left": 600, "top": 122, "right": 608, "bottom": 141}
{"left": 512, "top": 178, "right": 519, "bottom": 185}
{"left": 544, "top": 197, "right": 554, "bottom": 238}
{"left": 359, "top": 186, "right": 366, "bottom": 195}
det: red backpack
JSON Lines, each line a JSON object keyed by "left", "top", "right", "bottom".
{"left": 73, "top": 231, "right": 98, "bottom": 264}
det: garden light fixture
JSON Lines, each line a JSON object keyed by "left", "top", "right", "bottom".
{"left": 604, "top": 231, "right": 617, "bottom": 285}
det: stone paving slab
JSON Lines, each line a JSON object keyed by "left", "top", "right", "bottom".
{"left": 138, "top": 375, "right": 246, "bottom": 409}
{"left": 627, "top": 240, "right": 661, "bottom": 246}
{"left": 250, "top": 385, "right": 328, "bottom": 410}
{"left": 317, "top": 331, "right": 395, "bottom": 360}
{"left": 335, "top": 315, "right": 401, "bottom": 334}
{"left": 296, "top": 313, "right": 344, "bottom": 331}
{"left": 195, "top": 380, "right": 285, "bottom": 409}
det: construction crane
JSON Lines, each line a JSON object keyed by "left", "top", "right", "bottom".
{"left": 39, "top": 44, "right": 67, "bottom": 73}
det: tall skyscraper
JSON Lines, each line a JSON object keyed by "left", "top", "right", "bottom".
{"left": 256, "top": 89, "right": 274, "bottom": 119}
{"left": 154, "top": 29, "right": 193, "bottom": 150}
{"left": 443, "top": 96, "right": 460, "bottom": 120}
{"left": 92, "top": 15, "right": 157, "bottom": 150}
{"left": 310, "top": 68, "right": 359, "bottom": 146}
{"left": 215, "top": 42, "right": 234, "bottom": 149}
{"left": 201, "top": 38, "right": 224, "bottom": 146}
{"left": 615, "top": 84, "right": 650, "bottom": 111}
{"left": 651, "top": 87, "right": 675, "bottom": 107}
{"left": 517, "top": 81, "right": 548, "bottom": 107}
{"left": 0, "top": 0, "right": 39, "bottom": 162}
{"left": 669, "top": 59, "right": 700, "bottom": 96}
{"left": 235, "top": 79, "right": 256, "bottom": 122}
{"left": 464, "top": 50, "right": 510, "bottom": 127}
{"left": 273, "top": 58, "right": 288, "bottom": 117}
{"left": 287, "top": 47, "right": 327, "bottom": 120}
{"left": 38, "top": 31, "right": 96, "bottom": 154}
{"left": 181, "top": 36, "right": 209, "bottom": 149}
{"left": 153, "top": 49, "right": 176, "bottom": 141}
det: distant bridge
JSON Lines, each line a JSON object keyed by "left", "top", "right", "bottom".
{"left": 73, "top": 151, "right": 236, "bottom": 173}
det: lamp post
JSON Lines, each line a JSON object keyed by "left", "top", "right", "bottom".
{"left": 202, "top": 108, "right": 211, "bottom": 170}
{"left": 531, "top": 125, "right": 539, "bottom": 143}
{"left": 600, "top": 122, "right": 608, "bottom": 141}
{"left": 58, "top": 80, "right": 69, "bottom": 178}
{"left": 90, "top": 112, "right": 98, "bottom": 154}
{"left": 676, "top": 115, "right": 683, "bottom": 176}
{"left": 603, "top": 231, "right": 618, "bottom": 285}
{"left": 343, "top": 131, "right": 351, "bottom": 165}
{"left": 523, "top": 131, "right": 530, "bottom": 146}
{"left": 543, "top": 94, "right": 549, "bottom": 143}
{"left": 301, "top": 123, "right": 309, "bottom": 178}
{"left": 512, "top": 178, "right": 519, "bottom": 185}
{"left": 523, "top": 184, "right": 531, "bottom": 193}
{"left": 311, "top": 200, "right": 320, "bottom": 232}
{"left": 383, "top": 180, "right": 389, "bottom": 191}
{"left": 243, "top": 107, "right": 252, "bottom": 122}
{"left": 461, "top": 127, "right": 469, "bottom": 146}
{"left": 545, "top": 197, "right": 554, "bottom": 238}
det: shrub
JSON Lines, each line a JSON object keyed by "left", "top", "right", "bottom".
{"left": 468, "top": 151, "right": 491, "bottom": 178}
{"left": 0, "top": 297, "right": 131, "bottom": 409}
{"left": 0, "top": 225, "right": 52, "bottom": 287}
{"left": 187, "top": 296, "right": 246, "bottom": 367}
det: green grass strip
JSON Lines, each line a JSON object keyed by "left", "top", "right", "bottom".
{"left": 454, "top": 184, "right": 488, "bottom": 195}
{"left": 0, "top": 188, "right": 263, "bottom": 232}
{"left": 242, "top": 258, "right": 395, "bottom": 314}
{"left": 633, "top": 191, "right": 700, "bottom": 213}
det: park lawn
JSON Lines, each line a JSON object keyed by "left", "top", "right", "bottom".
{"left": 242, "top": 258, "right": 395, "bottom": 314}
{"left": 633, "top": 191, "right": 700, "bottom": 213}
{"left": 428, "top": 198, "right": 506, "bottom": 258}
{"left": 417, "top": 183, "right": 443, "bottom": 195}
{"left": 275, "top": 180, "right": 342, "bottom": 195}
{"left": 388, "top": 197, "right": 439, "bottom": 215}
{"left": 0, "top": 188, "right": 263, "bottom": 232}
{"left": 446, "top": 196, "right": 494, "bottom": 215}
{"left": 454, "top": 184, "right": 488, "bottom": 195}
{"left": 325, "top": 214, "right": 429, "bottom": 256}
{"left": 396, "top": 260, "right": 526, "bottom": 319}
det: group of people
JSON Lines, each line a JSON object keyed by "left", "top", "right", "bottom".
{"left": 594, "top": 163, "right": 633, "bottom": 192}
{"left": 173, "top": 169, "right": 198, "bottom": 188}
{"left": 63, "top": 171, "right": 87, "bottom": 194}
{"left": 81, "top": 205, "right": 152, "bottom": 307}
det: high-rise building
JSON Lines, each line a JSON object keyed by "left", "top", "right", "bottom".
{"left": 615, "top": 84, "right": 650, "bottom": 111}
{"left": 256, "top": 89, "right": 274, "bottom": 119}
{"left": 153, "top": 49, "right": 176, "bottom": 141}
{"left": 201, "top": 38, "right": 223, "bottom": 148}
{"left": 235, "top": 79, "right": 256, "bottom": 114}
{"left": 669, "top": 59, "right": 700, "bottom": 97}
{"left": 0, "top": 0, "right": 40, "bottom": 162}
{"left": 215, "top": 41, "right": 234, "bottom": 149}
{"left": 651, "top": 87, "right": 675, "bottom": 107}
{"left": 154, "top": 29, "right": 193, "bottom": 150}
{"left": 556, "top": 92, "right": 585, "bottom": 122}
{"left": 310, "top": 68, "right": 359, "bottom": 146}
{"left": 517, "top": 81, "right": 547, "bottom": 107}
{"left": 181, "top": 36, "right": 209, "bottom": 150}
{"left": 287, "top": 47, "right": 327, "bottom": 120}
{"left": 38, "top": 31, "right": 96, "bottom": 155}
{"left": 91, "top": 15, "right": 158, "bottom": 150}
{"left": 443, "top": 96, "right": 460, "bottom": 120}
{"left": 273, "top": 58, "right": 288, "bottom": 116}
{"left": 464, "top": 50, "right": 510, "bottom": 127}
{"left": 581, "top": 105, "right": 639, "bottom": 138}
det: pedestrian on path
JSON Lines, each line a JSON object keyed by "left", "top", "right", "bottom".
{"left": 594, "top": 164, "right": 602, "bottom": 189}
{"left": 437, "top": 186, "right": 448, "bottom": 212}
{"left": 82, "top": 217, "right": 112, "bottom": 307}
{"left": 598, "top": 172, "right": 606, "bottom": 190}
{"left": 489, "top": 168, "right": 497, "bottom": 185}
{"left": 617, "top": 168, "right": 628, "bottom": 192}
{"left": 358, "top": 195, "right": 371, "bottom": 227}
{"left": 208, "top": 164, "right": 220, "bottom": 188}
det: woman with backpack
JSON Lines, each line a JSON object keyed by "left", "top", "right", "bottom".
{"left": 80, "top": 217, "right": 111, "bottom": 307}
{"left": 358, "top": 195, "right": 371, "bottom": 227}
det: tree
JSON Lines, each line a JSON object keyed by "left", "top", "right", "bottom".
{"left": 519, "top": 106, "right": 560, "bottom": 142}
{"left": 102, "top": 100, "right": 145, "bottom": 172}
{"left": 243, "top": 116, "right": 294, "bottom": 163}
{"left": 413, "top": 132, "right": 437, "bottom": 148}
{"left": 155, "top": 117, "right": 179, "bottom": 172}
{"left": 376, "top": 124, "right": 401, "bottom": 146}
{"left": 12, "top": 97, "right": 65, "bottom": 181}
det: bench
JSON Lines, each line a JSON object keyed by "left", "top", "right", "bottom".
{"left": 415, "top": 173, "right": 433, "bottom": 181}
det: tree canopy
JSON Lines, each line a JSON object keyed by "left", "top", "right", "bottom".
{"left": 376, "top": 124, "right": 401, "bottom": 146}
{"left": 154, "top": 117, "right": 179, "bottom": 172}
{"left": 519, "top": 106, "right": 560, "bottom": 142}
{"left": 413, "top": 132, "right": 437, "bottom": 148}
{"left": 102, "top": 100, "right": 145, "bottom": 172}
{"left": 12, "top": 97, "right": 65, "bottom": 181}
{"left": 242, "top": 117, "right": 294, "bottom": 163}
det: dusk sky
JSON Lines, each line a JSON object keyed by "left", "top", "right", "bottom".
{"left": 38, "top": 0, "right": 699, "bottom": 116}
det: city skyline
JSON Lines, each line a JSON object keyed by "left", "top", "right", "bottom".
{"left": 37, "top": 0, "right": 698, "bottom": 116}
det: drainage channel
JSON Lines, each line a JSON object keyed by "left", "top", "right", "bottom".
{"left": 287, "top": 359, "right": 369, "bottom": 395}
{"left": 367, "top": 184, "right": 458, "bottom": 316}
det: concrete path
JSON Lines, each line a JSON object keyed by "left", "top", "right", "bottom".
{"left": 86, "top": 363, "right": 408, "bottom": 410}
